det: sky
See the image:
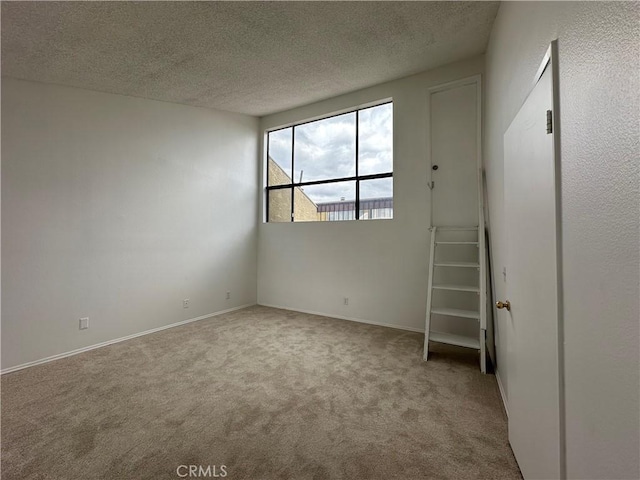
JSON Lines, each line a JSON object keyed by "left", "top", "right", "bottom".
{"left": 268, "top": 103, "right": 393, "bottom": 204}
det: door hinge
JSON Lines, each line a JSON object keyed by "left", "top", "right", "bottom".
{"left": 546, "top": 110, "right": 553, "bottom": 134}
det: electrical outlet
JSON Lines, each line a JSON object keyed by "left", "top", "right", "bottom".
{"left": 344, "top": 297, "right": 349, "bottom": 306}
{"left": 226, "top": 291, "right": 231, "bottom": 300}
{"left": 183, "top": 299, "right": 190, "bottom": 308}
{"left": 79, "top": 317, "right": 89, "bottom": 330}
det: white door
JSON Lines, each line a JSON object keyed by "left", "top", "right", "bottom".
{"left": 503, "top": 59, "right": 562, "bottom": 478}
{"left": 430, "top": 81, "right": 479, "bottom": 227}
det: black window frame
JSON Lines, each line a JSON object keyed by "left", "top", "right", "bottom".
{"left": 265, "top": 101, "right": 393, "bottom": 223}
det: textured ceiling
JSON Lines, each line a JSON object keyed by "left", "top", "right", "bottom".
{"left": 1, "top": 2, "right": 499, "bottom": 116}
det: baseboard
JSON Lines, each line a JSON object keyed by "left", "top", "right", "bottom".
{"left": 495, "top": 369, "right": 509, "bottom": 418}
{"left": 258, "top": 303, "right": 425, "bottom": 334}
{"left": 1, "top": 303, "right": 256, "bottom": 375}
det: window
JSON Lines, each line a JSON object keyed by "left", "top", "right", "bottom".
{"left": 266, "top": 102, "right": 393, "bottom": 222}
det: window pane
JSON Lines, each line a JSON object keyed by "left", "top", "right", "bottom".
{"left": 268, "top": 188, "right": 291, "bottom": 222}
{"left": 294, "top": 113, "right": 356, "bottom": 183}
{"left": 360, "top": 177, "right": 393, "bottom": 220}
{"left": 295, "top": 181, "right": 355, "bottom": 222}
{"left": 268, "top": 128, "right": 292, "bottom": 186}
{"left": 358, "top": 103, "right": 393, "bottom": 176}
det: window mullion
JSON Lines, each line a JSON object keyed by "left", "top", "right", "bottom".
{"left": 266, "top": 133, "right": 270, "bottom": 222}
{"left": 355, "top": 109, "right": 360, "bottom": 220}
{"left": 291, "top": 126, "right": 295, "bottom": 222}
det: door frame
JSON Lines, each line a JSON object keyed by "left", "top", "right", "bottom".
{"left": 426, "top": 74, "right": 487, "bottom": 361}
{"left": 547, "top": 39, "right": 566, "bottom": 480}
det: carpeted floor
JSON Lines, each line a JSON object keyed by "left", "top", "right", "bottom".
{"left": 2, "top": 305, "right": 521, "bottom": 480}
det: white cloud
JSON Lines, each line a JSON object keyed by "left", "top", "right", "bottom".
{"left": 268, "top": 103, "right": 393, "bottom": 204}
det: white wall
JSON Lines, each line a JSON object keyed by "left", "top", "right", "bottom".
{"left": 1, "top": 78, "right": 259, "bottom": 370}
{"left": 257, "top": 57, "right": 484, "bottom": 332}
{"left": 484, "top": 3, "right": 639, "bottom": 479}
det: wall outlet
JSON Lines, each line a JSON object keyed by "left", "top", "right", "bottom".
{"left": 226, "top": 291, "right": 231, "bottom": 300}
{"left": 79, "top": 317, "right": 89, "bottom": 330}
{"left": 183, "top": 299, "right": 190, "bottom": 308}
{"left": 344, "top": 297, "right": 349, "bottom": 306}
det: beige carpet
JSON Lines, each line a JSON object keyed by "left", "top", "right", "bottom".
{"left": 2, "top": 306, "right": 521, "bottom": 479}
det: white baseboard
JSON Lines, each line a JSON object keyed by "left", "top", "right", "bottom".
{"left": 495, "top": 369, "right": 509, "bottom": 417}
{"left": 1, "top": 303, "right": 255, "bottom": 375}
{"left": 258, "top": 303, "right": 425, "bottom": 334}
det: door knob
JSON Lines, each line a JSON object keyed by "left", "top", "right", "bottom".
{"left": 496, "top": 300, "right": 511, "bottom": 311}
